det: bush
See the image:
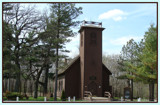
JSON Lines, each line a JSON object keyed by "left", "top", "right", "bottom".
{"left": 50, "top": 93, "right": 53, "bottom": 97}
{"left": 5, "top": 91, "right": 23, "bottom": 100}
{"left": 61, "top": 90, "right": 66, "bottom": 101}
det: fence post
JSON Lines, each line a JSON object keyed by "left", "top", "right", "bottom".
{"left": 16, "top": 97, "right": 19, "bottom": 101}
{"left": 73, "top": 96, "right": 75, "bottom": 102}
{"left": 121, "top": 97, "right": 123, "bottom": 101}
{"left": 44, "top": 97, "right": 47, "bottom": 102}
{"left": 138, "top": 98, "right": 141, "bottom": 102}
{"left": 68, "top": 97, "right": 70, "bottom": 102}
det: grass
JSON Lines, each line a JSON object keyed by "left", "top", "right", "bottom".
{"left": 3, "top": 96, "right": 152, "bottom": 102}
{"left": 3, "top": 96, "right": 82, "bottom": 102}
{"left": 3, "top": 97, "right": 61, "bottom": 101}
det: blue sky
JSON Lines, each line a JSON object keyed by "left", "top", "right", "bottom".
{"left": 35, "top": 3, "right": 157, "bottom": 58}
{"left": 64, "top": 3, "right": 157, "bottom": 58}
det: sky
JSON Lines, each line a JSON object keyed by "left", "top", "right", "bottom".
{"left": 35, "top": 3, "right": 157, "bottom": 58}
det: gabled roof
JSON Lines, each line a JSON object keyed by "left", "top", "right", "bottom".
{"left": 57, "top": 56, "right": 80, "bottom": 76}
{"left": 57, "top": 56, "right": 112, "bottom": 76}
{"left": 102, "top": 63, "right": 112, "bottom": 75}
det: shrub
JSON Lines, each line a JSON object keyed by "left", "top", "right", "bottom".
{"left": 5, "top": 91, "right": 23, "bottom": 100}
{"left": 61, "top": 90, "right": 66, "bottom": 101}
{"left": 50, "top": 93, "right": 53, "bottom": 97}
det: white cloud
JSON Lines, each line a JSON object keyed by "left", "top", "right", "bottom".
{"left": 113, "top": 16, "right": 122, "bottom": 21}
{"left": 110, "top": 36, "right": 143, "bottom": 46}
{"left": 98, "top": 9, "right": 127, "bottom": 21}
{"left": 64, "top": 35, "right": 80, "bottom": 58}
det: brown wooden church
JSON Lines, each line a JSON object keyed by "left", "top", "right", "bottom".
{"left": 53, "top": 21, "right": 112, "bottom": 99}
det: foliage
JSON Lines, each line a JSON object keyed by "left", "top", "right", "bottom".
{"left": 61, "top": 90, "right": 66, "bottom": 101}
{"left": 48, "top": 3, "right": 83, "bottom": 55}
{"left": 118, "top": 24, "right": 157, "bottom": 101}
{"left": 118, "top": 39, "right": 138, "bottom": 80}
{"left": 2, "top": 3, "right": 83, "bottom": 99}
{"left": 3, "top": 3, "right": 44, "bottom": 93}
{"left": 3, "top": 4, "right": 16, "bottom": 79}
{"left": 49, "top": 3, "right": 82, "bottom": 100}
{"left": 125, "top": 25, "right": 157, "bottom": 84}
{"left": 5, "top": 91, "right": 23, "bottom": 100}
{"left": 103, "top": 54, "right": 127, "bottom": 97}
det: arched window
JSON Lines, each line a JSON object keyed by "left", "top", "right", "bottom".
{"left": 90, "top": 32, "right": 96, "bottom": 45}
{"left": 81, "top": 34, "right": 83, "bottom": 46}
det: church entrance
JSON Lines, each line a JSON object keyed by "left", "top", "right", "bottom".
{"left": 88, "top": 81, "right": 97, "bottom": 96}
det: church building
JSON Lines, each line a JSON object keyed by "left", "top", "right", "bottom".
{"left": 53, "top": 21, "right": 112, "bottom": 99}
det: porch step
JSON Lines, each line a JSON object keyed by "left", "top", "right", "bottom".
{"left": 84, "top": 97, "right": 111, "bottom": 102}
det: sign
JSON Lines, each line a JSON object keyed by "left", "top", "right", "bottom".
{"left": 89, "top": 76, "right": 96, "bottom": 80}
{"left": 124, "top": 87, "right": 131, "bottom": 100}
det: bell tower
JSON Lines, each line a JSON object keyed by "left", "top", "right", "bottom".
{"left": 79, "top": 21, "right": 105, "bottom": 98}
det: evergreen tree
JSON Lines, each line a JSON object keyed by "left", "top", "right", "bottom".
{"left": 119, "top": 25, "right": 157, "bottom": 101}
{"left": 3, "top": 3, "right": 15, "bottom": 92}
{"left": 49, "top": 3, "right": 82, "bottom": 101}
{"left": 3, "top": 3, "right": 43, "bottom": 93}
{"left": 118, "top": 39, "right": 138, "bottom": 101}
{"left": 129, "top": 25, "right": 157, "bottom": 101}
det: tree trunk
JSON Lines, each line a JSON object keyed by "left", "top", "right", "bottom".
{"left": 44, "top": 65, "right": 49, "bottom": 96}
{"left": 3, "top": 80, "right": 5, "bottom": 92}
{"left": 7, "top": 78, "right": 10, "bottom": 91}
{"left": 30, "top": 80, "right": 33, "bottom": 96}
{"left": 34, "top": 81, "right": 38, "bottom": 98}
{"left": 24, "top": 80, "right": 27, "bottom": 95}
{"left": 40, "top": 86, "right": 42, "bottom": 97}
{"left": 34, "top": 71, "right": 43, "bottom": 98}
{"left": 54, "top": 5, "right": 60, "bottom": 101}
{"left": 149, "top": 82, "right": 154, "bottom": 101}
{"left": 54, "top": 44, "right": 59, "bottom": 101}
{"left": 14, "top": 58, "right": 21, "bottom": 93}
{"left": 131, "top": 79, "right": 133, "bottom": 101}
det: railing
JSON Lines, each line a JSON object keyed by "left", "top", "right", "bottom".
{"left": 84, "top": 91, "right": 92, "bottom": 101}
{"left": 82, "top": 20, "right": 102, "bottom": 27}
{"left": 104, "top": 91, "right": 111, "bottom": 100}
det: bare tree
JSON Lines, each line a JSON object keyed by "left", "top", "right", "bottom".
{"left": 103, "top": 54, "right": 127, "bottom": 97}
{"left": 3, "top": 3, "right": 44, "bottom": 93}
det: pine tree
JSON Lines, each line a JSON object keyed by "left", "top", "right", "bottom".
{"left": 3, "top": 3, "right": 43, "bottom": 93}
{"left": 119, "top": 25, "right": 157, "bottom": 101}
{"left": 118, "top": 39, "right": 138, "bottom": 101}
{"left": 49, "top": 3, "right": 82, "bottom": 101}
{"left": 134, "top": 25, "right": 157, "bottom": 101}
{"left": 3, "top": 3, "right": 15, "bottom": 92}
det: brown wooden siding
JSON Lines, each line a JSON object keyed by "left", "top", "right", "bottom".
{"left": 65, "top": 58, "right": 81, "bottom": 99}
{"left": 102, "top": 64, "right": 111, "bottom": 97}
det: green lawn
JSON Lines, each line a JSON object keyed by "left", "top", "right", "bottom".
{"left": 3, "top": 97, "right": 61, "bottom": 101}
{"left": 3, "top": 96, "right": 151, "bottom": 102}
{"left": 3, "top": 96, "right": 83, "bottom": 102}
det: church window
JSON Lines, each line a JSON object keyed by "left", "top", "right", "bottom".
{"left": 58, "top": 80, "right": 63, "bottom": 91}
{"left": 90, "top": 32, "right": 96, "bottom": 45}
{"left": 81, "top": 34, "right": 83, "bottom": 46}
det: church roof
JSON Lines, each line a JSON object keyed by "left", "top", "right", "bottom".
{"left": 57, "top": 56, "right": 80, "bottom": 76}
{"left": 57, "top": 56, "right": 112, "bottom": 76}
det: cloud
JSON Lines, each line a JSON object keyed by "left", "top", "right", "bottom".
{"left": 113, "top": 16, "right": 122, "bottom": 21}
{"left": 98, "top": 9, "right": 127, "bottom": 21}
{"left": 110, "top": 36, "right": 143, "bottom": 46}
{"left": 98, "top": 5, "right": 156, "bottom": 21}
{"left": 64, "top": 35, "right": 80, "bottom": 58}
